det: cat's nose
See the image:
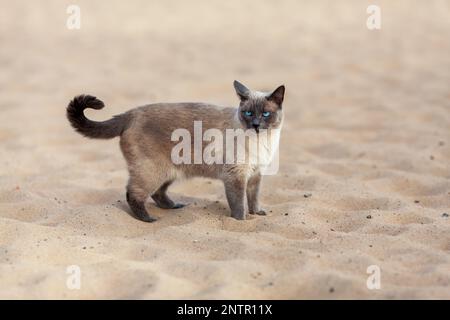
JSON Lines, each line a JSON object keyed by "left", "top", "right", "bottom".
{"left": 252, "top": 119, "right": 260, "bottom": 132}
{"left": 252, "top": 119, "right": 260, "bottom": 126}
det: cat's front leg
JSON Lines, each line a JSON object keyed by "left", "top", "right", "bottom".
{"left": 247, "top": 172, "right": 266, "bottom": 216}
{"left": 223, "top": 176, "right": 247, "bottom": 220}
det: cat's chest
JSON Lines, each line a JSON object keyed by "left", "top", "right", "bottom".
{"left": 247, "top": 129, "right": 280, "bottom": 166}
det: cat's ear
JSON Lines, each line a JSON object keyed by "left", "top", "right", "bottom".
{"left": 267, "top": 85, "right": 285, "bottom": 107}
{"left": 233, "top": 80, "right": 250, "bottom": 101}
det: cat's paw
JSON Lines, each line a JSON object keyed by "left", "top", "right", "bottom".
{"left": 249, "top": 210, "right": 266, "bottom": 216}
{"left": 140, "top": 215, "right": 158, "bottom": 223}
{"left": 230, "top": 211, "right": 246, "bottom": 220}
{"left": 154, "top": 201, "right": 187, "bottom": 209}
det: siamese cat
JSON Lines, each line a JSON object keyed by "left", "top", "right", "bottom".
{"left": 67, "top": 81, "right": 285, "bottom": 222}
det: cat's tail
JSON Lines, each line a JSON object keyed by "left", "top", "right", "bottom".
{"left": 67, "top": 95, "right": 129, "bottom": 139}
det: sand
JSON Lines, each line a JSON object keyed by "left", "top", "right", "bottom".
{"left": 0, "top": 0, "right": 449, "bottom": 299}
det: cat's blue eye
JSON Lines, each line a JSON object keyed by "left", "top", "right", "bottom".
{"left": 262, "top": 111, "right": 271, "bottom": 117}
{"left": 244, "top": 111, "right": 253, "bottom": 116}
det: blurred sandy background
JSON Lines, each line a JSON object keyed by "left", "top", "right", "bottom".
{"left": 0, "top": 0, "right": 449, "bottom": 299}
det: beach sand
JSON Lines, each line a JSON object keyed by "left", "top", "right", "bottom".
{"left": 0, "top": 0, "right": 449, "bottom": 299}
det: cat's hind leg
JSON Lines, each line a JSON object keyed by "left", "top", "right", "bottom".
{"left": 151, "top": 180, "right": 186, "bottom": 209}
{"left": 126, "top": 179, "right": 158, "bottom": 223}
{"left": 125, "top": 166, "right": 173, "bottom": 222}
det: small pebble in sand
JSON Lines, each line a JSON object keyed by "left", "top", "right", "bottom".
{"left": 438, "top": 141, "right": 445, "bottom": 146}
{"left": 414, "top": 200, "right": 420, "bottom": 203}
{"left": 284, "top": 213, "right": 288, "bottom": 216}
{"left": 366, "top": 215, "right": 372, "bottom": 219}
{"left": 430, "top": 155, "right": 434, "bottom": 160}
{"left": 442, "top": 213, "right": 449, "bottom": 218}
{"left": 329, "top": 287, "right": 335, "bottom": 293}
{"left": 303, "top": 193, "right": 312, "bottom": 198}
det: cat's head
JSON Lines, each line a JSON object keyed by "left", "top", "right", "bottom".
{"left": 233, "top": 80, "right": 285, "bottom": 133}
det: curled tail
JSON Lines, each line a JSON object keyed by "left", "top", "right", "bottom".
{"left": 67, "top": 95, "right": 129, "bottom": 139}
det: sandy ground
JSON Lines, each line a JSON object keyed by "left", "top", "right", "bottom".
{"left": 0, "top": 0, "right": 449, "bottom": 299}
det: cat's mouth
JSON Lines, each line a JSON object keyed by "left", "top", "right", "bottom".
{"left": 244, "top": 123, "right": 263, "bottom": 134}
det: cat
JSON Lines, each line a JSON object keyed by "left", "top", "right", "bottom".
{"left": 67, "top": 81, "right": 285, "bottom": 222}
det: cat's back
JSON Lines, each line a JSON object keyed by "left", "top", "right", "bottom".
{"left": 137, "top": 102, "right": 234, "bottom": 118}
{"left": 129, "top": 102, "right": 236, "bottom": 137}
